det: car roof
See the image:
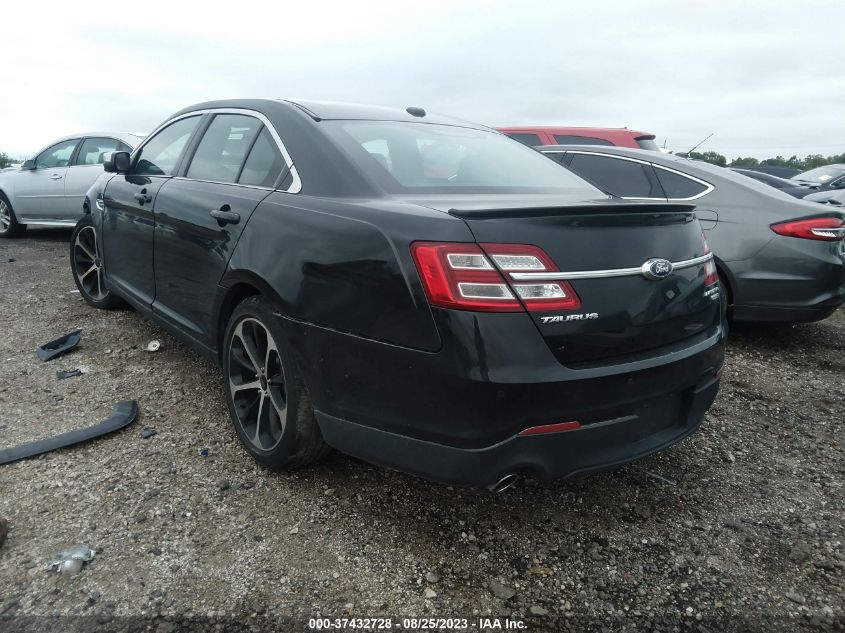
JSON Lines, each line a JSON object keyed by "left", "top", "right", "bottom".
{"left": 171, "top": 98, "right": 490, "bottom": 130}
{"left": 500, "top": 126, "right": 654, "bottom": 138}
{"left": 538, "top": 144, "right": 675, "bottom": 159}
{"left": 281, "top": 99, "right": 489, "bottom": 128}
{"left": 538, "top": 144, "right": 825, "bottom": 200}
{"left": 33, "top": 132, "right": 143, "bottom": 150}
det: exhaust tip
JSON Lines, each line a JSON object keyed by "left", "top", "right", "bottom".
{"left": 488, "top": 473, "right": 519, "bottom": 493}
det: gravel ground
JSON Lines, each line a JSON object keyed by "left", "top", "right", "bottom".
{"left": 0, "top": 229, "right": 843, "bottom": 633}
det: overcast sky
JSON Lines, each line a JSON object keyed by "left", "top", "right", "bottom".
{"left": 2, "top": 1, "right": 843, "bottom": 160}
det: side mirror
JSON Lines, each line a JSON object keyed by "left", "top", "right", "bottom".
{"left": 104, "top": 151, "right": 131, "bottom": 174}
{"left": 21, "top": 159, "right": 35, "bottom": 170}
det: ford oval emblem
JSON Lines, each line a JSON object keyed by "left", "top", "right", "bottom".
{"left": 641, "top": 258, "right": 674, "bottom": 280}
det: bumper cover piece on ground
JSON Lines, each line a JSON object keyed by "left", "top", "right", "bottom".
{"left": 36, "top": 329, "right": 82, "bottom": 362}
{"left": 0, "top": 400, "right": 138, "bottom": 465}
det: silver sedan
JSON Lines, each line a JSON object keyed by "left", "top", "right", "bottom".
{"left": 0, "top": 132, "right": 142, "bottom": 237}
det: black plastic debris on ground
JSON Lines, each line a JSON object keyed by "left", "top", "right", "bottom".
{"left": 36, "top": 329, "right": 82, "bottom": 362}
{"left": 56, "top": 368, "right": 83, "bottom": 380}
{"left": 0, "top": 401, "right": 139, "bottom": 465}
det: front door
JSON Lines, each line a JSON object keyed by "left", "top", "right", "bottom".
{"left": 14, "top": 138, "right": 79, "bottom": 220}
{"left": 100, "top": 116, "right": 203, "bottom": 308}
{"left": 152, "top": 114, "right": 284, "bottom": 342}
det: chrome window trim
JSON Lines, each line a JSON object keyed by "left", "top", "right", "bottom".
{"left": 509, "top": 253, "right": 713, "bottom": 281}
{"left": 134, "top": 108, "right": 301, "bottom": 194}
{"left": 169, "top": 175, "right": 277, "bottom": 193}
{"left": 543, "top": 150, "right": 715, "bottom": 201}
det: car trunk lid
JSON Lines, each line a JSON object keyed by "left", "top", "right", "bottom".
{"left": 418, "top": 196, "right": 721, "bottom": 365}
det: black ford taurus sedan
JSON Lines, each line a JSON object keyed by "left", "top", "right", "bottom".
{"left": 72, "top": 100, "right": 725, "bottom": 488}
{"left": 541, "top": 145, "right": 845, "bottom": 324}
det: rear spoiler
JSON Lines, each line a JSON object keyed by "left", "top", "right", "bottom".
{"left": 447, "top": 202, "right": 696, "bottom": 219}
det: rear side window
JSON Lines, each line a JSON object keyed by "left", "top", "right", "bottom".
{"left": 567, "top": 154, "right": 662, "bottom": 198}
{"left": 187, "top": 114, "right": 263, "bottom": 184}
{"left": 239, "top": 128, "right": 285, "bottom": 188}
{"left": 75, "top": 137, "right": 121, "bottom": 166}
{"left": 554, "top": 135, "right": 613, "bottom": 146}
{"left": 654, "top": 168, "right": 709, "bottom": 199}
{"left": 134, "top": 116, "right": 201, "bottom": 176}
{"left": 506, "top": 133, "right": 543, "bottom": 147}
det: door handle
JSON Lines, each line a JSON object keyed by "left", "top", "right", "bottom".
{"left": 50, "top": 174, "right": 63, "bottom": 180}
{"left": 210, "top": 207, "right": 240, "bottom": 225}
{"left": 133, "top": 189, "right": 152, "bottom": 205}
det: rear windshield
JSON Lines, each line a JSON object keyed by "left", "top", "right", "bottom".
{"left": 323, "top": 121, "right": 602, "bottom": 195}
{"left": 792, "top": 165, "right": 845, "bottom": 183}
{"left": 636, "top": 137, "right": 660, "bottom": 151}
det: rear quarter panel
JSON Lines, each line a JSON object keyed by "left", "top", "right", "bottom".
{"left": 224, "top": 193, "right": 473, "bottom": 352}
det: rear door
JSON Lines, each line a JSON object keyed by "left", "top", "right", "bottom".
{"left": 151, "top": 113, "right": 286, "bottom": 341}
{"left": 101, "top": 116, "right": 203, "bottom": 307}
{"left": 14, "top": 138, "right": 79, "bottom": 220}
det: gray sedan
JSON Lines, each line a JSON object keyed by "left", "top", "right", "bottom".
{"left": 540, "top": 145, "right": 845, "bottom": 324}
{"left": 0, "top": 132, "right": 142, "bottom": 237}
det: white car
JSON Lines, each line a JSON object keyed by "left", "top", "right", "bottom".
{"left": 0, "top": 133, "right": 142, "bottom": 237}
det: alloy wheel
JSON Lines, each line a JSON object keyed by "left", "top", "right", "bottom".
{"left": 0, "top": 200, "right": 10, "bottom": 233}
{"left": 227, "top": 317, "right": 288, "bottom": 451}
{"left": 73, "top": 226, "right": 108, "bottom": 301}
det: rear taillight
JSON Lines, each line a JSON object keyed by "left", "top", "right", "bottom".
{"left": 771, "top": 217, "right": 845, "bottom": 241}
{"left": 411, "top": 242, "right": 581, "bottom": 313}
{"left": 701, "top": 232, "right": 719, "bottom": 286}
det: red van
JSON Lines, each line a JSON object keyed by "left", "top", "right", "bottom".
{"left": 497, "top": 126, "right": 659, "bottom": 150}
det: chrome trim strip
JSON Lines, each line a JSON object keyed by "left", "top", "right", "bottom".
{"left": 543, "top": 149, "right": 715, "bottom": 201}
{"left": 135, "top": 107, "right": 301, "bottom": 194}
{"left": 509, "top": 253, "right": 713, "bottom": 281}
{"left": 20, "top": 220, "right": 78, "bottom": 227}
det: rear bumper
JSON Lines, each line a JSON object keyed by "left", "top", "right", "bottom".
{"left": 286, "top": 304, "right": 725, "bottom": 487}
{"left": 733, "top": 300, "right": 843, "bottom": 324}
{"left": 316, "top": 375, "right": 719, "bottom": 486}
{"left": 728, "top": 236, "right": 845, "bottom": 323}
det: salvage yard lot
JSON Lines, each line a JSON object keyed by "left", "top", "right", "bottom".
{"left": 1, "top": 229, "right": 843, "bottom": 632}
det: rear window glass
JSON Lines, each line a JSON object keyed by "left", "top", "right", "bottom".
{"left": 553, "top": 135, "right": 613, "bottom": 146}
{"left": 793, "top": 165, "right": 845, "bottom": 184}
{"left": 567, "top": 154, "right": 661, "bottom": 198}
{"left": 636, "top": 137, "right": 660, "bottom": 151}
{"left": 505, "top": 133, "right": 543, "bottom": 147}
{"left": 324, "top": 121, "right": 601, "bottom": 195}
{"left": 654, "top": 168, "right": 709, "bottom": 199}
{"left": 239, "top": 128, "right": 285, "bottom": 188}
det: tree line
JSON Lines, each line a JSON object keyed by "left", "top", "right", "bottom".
{"left": 688, "top": 150, "right": 845, "bottom": 170}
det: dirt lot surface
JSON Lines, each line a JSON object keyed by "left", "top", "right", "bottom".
{"left": 1, "top": 229, "right": 843, "bottom": 633}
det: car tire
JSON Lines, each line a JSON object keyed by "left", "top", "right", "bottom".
{"left": 0, "top": 193, "right": 25, "bottom": 238}
{"left": 222, "top": 295, "right": 330, "bottom": 470}
{"left": 70, "top": 215, "right": 122, "bottom": 309}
